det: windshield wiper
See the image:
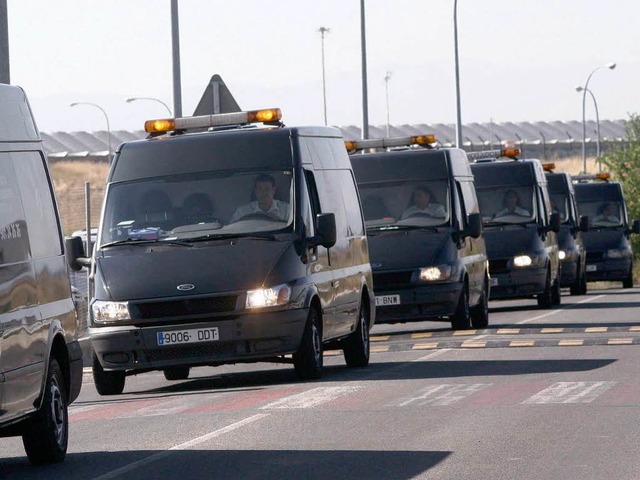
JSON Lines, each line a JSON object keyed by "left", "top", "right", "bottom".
{"left": 188, "top": 232, "right": 278, "bottom": 243}
{"left": 100, "top": 238, "right": 193, "bottom": 248}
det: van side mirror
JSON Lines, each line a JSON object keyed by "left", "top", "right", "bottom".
{"left": 464, "top": 212, "right": 482, "bottom": 239}
{"left": 579, "top": 215, "right": 590, "bottom": 232}
{"left": 631, "top": 219, "right": 640, "bottom": 235}
{"left": 65, "top": 236, "right": 92, "bottom": 271}
{"left": 312, "top": 213, "right": 337, "bottom": 249}
{"left": 548, "top": 212, "right": 561, "bottom": 233}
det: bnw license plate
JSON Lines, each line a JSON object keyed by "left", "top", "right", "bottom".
{"left": 157, "top": 327, "right": 219, "bottom": 346}
{"left": 490, "top": 277, "right": 499, "bottom": 286}
{"left": 586, "top": 265, "right": 597, "bottom": 272}
{"left": 376, "top": 295, "right": 401, "bottom": 306}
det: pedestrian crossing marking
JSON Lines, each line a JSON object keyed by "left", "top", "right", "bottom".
{"left": 453, "top": 330, "right": 478, "bottom": 336}
{"left": 461, "top": 341, "right": 486, "bottom": 348}
{"left": 371, "top": 345, "right": 390, "bottom": 353}
{"left": 391, "top": 383, "right": 492, "bottom": 407}
{"left": 411, "top": 332, "right": 434, "bottom": 339}
{"left": 260, "top": 386, "right": 360, "bottom": 409}
{"left": 541, "top": 328, "right": 564, "bottom": 333}
{"left": 509, "top": 340, "right": 535, "bottom": 347}
{"left": 558, "top": 339, "right": 584, "bottom": 346}
{"left": 370, "top": 335, "right": 390, "bottom": 342}
{"left": 523, "top": 381, "right": 616, "bottom": 404}
{"left": 630, "top": 326, "right": 640, "bottom": 332}
{"left": 412, "top": 343, "right": 439, "bottom": 350}
{"left": 497, "top": 328, "right": 520, "bottom": 334}
{"left": 585, "top": 327, "right": 608, "bottom": 333}
{"left": 608, "top": 338, "right": 633, "bottom": 345}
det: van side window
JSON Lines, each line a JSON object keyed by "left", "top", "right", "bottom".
{"left": 13, "top": 152, "right": 63, "bottom": 257}
{"left": 0, "top": 153, "right": 31, "bottom": 263}
{"left": 454, "top": 182, "right": 465, "bottom": 231}
{"left": 537, "top": 186, "right": 550, "bottom": 226}
{"left": 339, "top": 171, "right": 364, "bottom": 236}
{"left": 315, "top": 170, "right": 348, "bottom": 236}
{"left": 302, "top": 170, "right": 317, "bottom": 237}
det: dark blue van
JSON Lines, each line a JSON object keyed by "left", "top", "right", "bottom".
{"left": 574, "top": 176, "right": 639, "bottom": 288}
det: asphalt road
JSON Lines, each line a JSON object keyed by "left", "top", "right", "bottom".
{"left": 3, "top": 285, "right": 640, "bottom": 479}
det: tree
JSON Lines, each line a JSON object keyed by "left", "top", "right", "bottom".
{"left": 602, "top": 114, "right": 640, "bottom": 255}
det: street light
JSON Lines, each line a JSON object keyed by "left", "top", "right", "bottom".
{"left": 384, "top": 71, "right": 392, "bottom": 137}
{"left": 576, "top": 86, "right": 601, "bottom": 167}
{"left": 317, "top": 26, "right": 330, "bottom": 126}
{"left": 453, "top": 0, "right": 463, "bottom": 148}
{"left": 70, "top": 102, "right": 112, "bottom": 163}
{"left": 126, "top": 97, "right": 172, "bottom": 116}
{"left": 580, "top": 62, "right": 616, "bottom": 173}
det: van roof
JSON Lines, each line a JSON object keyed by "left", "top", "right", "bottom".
{"left": 574, "top": 181, "right": 624, "bottom": 202}
{"left": 471, "top": 158, "right": 546, "bottom": 188}
{"left": 350, "top": 148, "right": 472, "bottom": 183}
{"left": 546, "top": 172, "right": 574, "bottom": 195}
{"left": 110, "top": 125, "right": 343, "bottom": 183}
{"left": 0, "top": 84, "right": 40, "bottom": 143}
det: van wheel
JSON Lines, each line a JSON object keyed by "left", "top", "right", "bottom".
{"left": 623, "top": 268, "right": 634, "bottom": 289}
{"left": 551, "top": 277, "right": 561, "bottom": 305}
{"left": 470, "top": 282, "right": 489, "bottom": 329}
{"left": 343, "top": 300, "right": 370, "bottom": 368}
{"left": 92, "top": 352, "right": 126, "bottom": 396}
{"left": 451, "top": 285, "right": 471, "bottom": 330}
{"left": 293, "top": 307, "right": 323, "bottom": 380}
{"left": 22, "top": 359, "right": 68, "bottom": 465}
{"left": 570, "top": 267, "right": 587, "bottom": 296}
{"left": 537, "top": 273, "right": 553, "bottom": 309}
{"left": 163, "top": 366, "right": 190, "bottom": 381}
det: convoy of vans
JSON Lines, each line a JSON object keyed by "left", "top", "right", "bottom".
{"left": 3, "top": 79, "right": 637, "bottom": 464}
{"left": 0, "top": 84, "right": 83, "bottom": 464}
{"left": 348, "top": 136, "right": 489, "bottom": 330}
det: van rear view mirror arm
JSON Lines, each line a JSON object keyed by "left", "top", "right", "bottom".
{"left": 65, "top": 236, "right": 92, "bottom": 271}
{"left": 308, "top": 213, "right": 337, "bottom": 249}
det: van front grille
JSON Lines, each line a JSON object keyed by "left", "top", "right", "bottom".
{"left": 145, "top": 342, "right": 236, "bottom": 362}
{"left": 489, "top": 259, "right": 510, "bottom": 274}
{"left": 373, "top": 271, "right": 414, "bottom": 290}
{"left": 132, "top": 296, "right": 238, "bottom": 319}
{"left": 586, "top": 251, "right": 604, "bottom": 262}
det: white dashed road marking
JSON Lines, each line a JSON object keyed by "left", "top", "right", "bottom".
{"left": 523, "top": 381, "right": 616, "bottom": 404}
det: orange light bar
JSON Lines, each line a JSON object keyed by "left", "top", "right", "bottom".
{"left": 500, "top": 147, "right": 521, "bottom": 157}
{"left": 344, "top": 134, "right": 437, "bottom": 152}
{"left": 595, "top": 172, "right": 610, "bottom": 180}
{"left": 542, "top": 162, "right": 556, "bottom": 172}
{"left": 144, "top": 108, "right": 282, "bottom": 134}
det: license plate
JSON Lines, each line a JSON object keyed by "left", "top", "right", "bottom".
{"left": 586, "top": 265, "right": 597, "bottom": 272}
{"left": 490, "top": 277, "right": 499, "bottom": 286}
{"left": 375, "top": 295, "right": 401, "bottom": 306}
{"left": 157, "top": 327, "right": 219, "bottom": 346}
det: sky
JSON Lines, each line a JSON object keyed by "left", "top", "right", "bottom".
{"left": 6, "top": 0, "right": 640, "bottom": 134}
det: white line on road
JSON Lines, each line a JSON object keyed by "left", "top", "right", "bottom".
{"left": 260, "top": 386, "right": 360, "bottom": 409}
{"left": 523, "top": 381, "right": 616, "bottom": 404}
{"left": 90, "top": 413, "right": 269, "bottom": 480}
{"left": 516, "top": 294, "right": 605, "bottom": 325}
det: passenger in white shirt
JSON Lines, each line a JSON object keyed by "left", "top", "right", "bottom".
{"left": 230, "top": 174, "right": 290, "bottom": 223}
{"left": 401, "top": 185, "right": 446, "bottom": 219}
{"left": 494, "top": 189, "right": 530, "bottom": 218}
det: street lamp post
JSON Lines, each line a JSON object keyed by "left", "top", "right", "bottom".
{"left": 360, "top": 0, "right": 369, "bottom": 140}
{"left": 384, "top": 71, "right": 392, "bottom": 137}
{"left": 70, "top": 102, "right": 112, "bottom": 163}
{"left": 126, "top": 97, "right": 172, "bottom": 116}
{"left": 453, "top": 0, "right": 463, "bottom": 149}
{"left": 580, "top": 62, "right": 616, "bottom": 173}
{"left": 576, "top": 86, "right": 601, "bottom": 160}
{"left": 317, "top": 27, "right": 330, "bottom": 126}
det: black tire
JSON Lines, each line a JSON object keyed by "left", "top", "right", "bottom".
{"left": 92, "top": 351, "right": 126, "bottom": 396}
{"left": 470, "top": 281, "right": 489, "bottom": 329}
{"left": 343, "top": 300, "right": 370, "bottom": 368}
{"left": 293, "top": 307, "right": 323, "bottom": 380}
{"left": 623, "top": 268, "right": 634, "bottom": 289}
{"left": 163, "top": 366, "right": 190, "bottom": 381}
{"left": 22, "top": 359, "right": 68, "bottom": 465}
{"left": 451, "top": 284, "right": 471, "bottom": 330}
{"left": 537, "top": 273, "right": 553, "bottom": 309}
{"left": 551, "top": 277, "right": 561, "bottom": 306}
{"left": 570, "top": 268, "right": 588, "bottom": 296}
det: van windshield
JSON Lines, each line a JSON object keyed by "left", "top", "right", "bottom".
{"left": 358, "top": 181, "right": 450, "bottom": 229}
{"left": 577, "top": 200, "right": 623, "bottom": 227}
{"left": 100, "top": 170, "right": 294, "bottom": 245}
{"left": 476, "top": 186, "right": 536, "bottom": 225}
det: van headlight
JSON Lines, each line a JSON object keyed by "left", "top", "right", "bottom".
{"left": 419, "top": 265, "right": 455, "bottom": 282}
{"left": 246, "top": 283, "right": 292, "bottom": 309}
{"left": 559, "top": 249, "right": 577, "bottom": 262}
{"left": 558, "top": 250, "right": 566, "bottom": 261}
{"left": 92, "top": 300, "right": 131, "bottom": 324}
{"left": 511, "top": 254, "right": 546, "bottom": 269}
{"left": 606, "top": 248, "right": 630, "bottom": 259}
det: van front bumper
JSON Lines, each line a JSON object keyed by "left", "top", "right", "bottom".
{"left": 89, "top": 308, "right": 308, "bottom": 372}
{"left": 489, "top": 267, "right": 547, "bottom": 300}
{"left": 585, "top": 258, "right": 632, "bottom": 282}
{"left": 374, "top": 283, "right": 463, "bottom": 323}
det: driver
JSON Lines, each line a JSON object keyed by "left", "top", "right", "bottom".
{"left": 230, "top": 174, "right": 290, "bottom": 223}
{"left": 593, "top": 202, "right": 619, "bottom": 223}
{"left": 401, "top": 185, "right": 446, "bottom": 219}
{"left": 494, "top": 189, "right": 530, "bottom": 218}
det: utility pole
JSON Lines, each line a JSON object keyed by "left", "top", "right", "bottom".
{"left": 0, "top": 0, "right": 9, "bottom": 84}
{"left": 360, "top": 0, "right": 369, "bottom": 139}
{"left": 384, "top": 71, "right": 392, "bottom": 137}
{"left": 170, "top": 0, "right": 182, "bottom": 117}
{"left": 318, "top": 27, "right": 330, "bottom": 126}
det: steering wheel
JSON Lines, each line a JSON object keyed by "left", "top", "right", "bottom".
{"left": 238, "top": 212, "right": 286, "bottom": 222}
{"left": 406, "top": 212, "right": 437, "bottom": 219}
